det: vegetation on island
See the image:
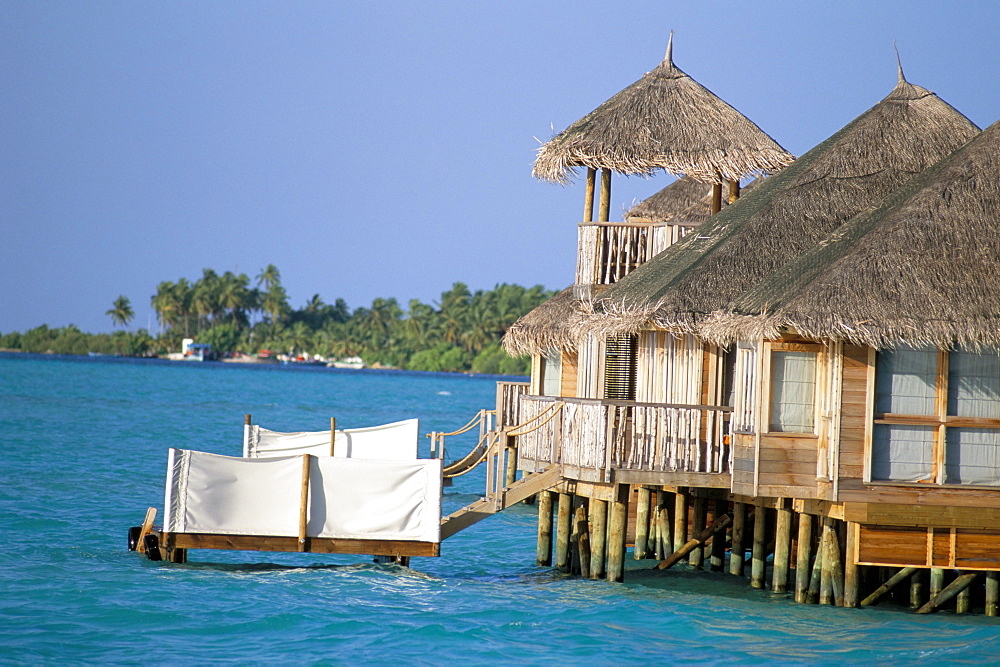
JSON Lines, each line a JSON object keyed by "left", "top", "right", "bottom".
{"left": 0, "top": 265, "right": 552, "bottom": 375}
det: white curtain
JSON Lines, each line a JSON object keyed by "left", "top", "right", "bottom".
{"left": 945, "top": 348, "right": 1000, "bottom": 484}
{"left": 872, "top": 424, "right": 934, "bottom": 482}
{"left": 769, "top": 351, "right": 816, "bottom": 433}
{"left": 245, "top": 419, "right": 419, "bottom": 460}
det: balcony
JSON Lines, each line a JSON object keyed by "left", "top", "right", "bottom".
{"left": 574, "top": 221, "right": 693, "bottom": 298}
{"left": 501, "top": 389, "right": 732, "bottom": 487}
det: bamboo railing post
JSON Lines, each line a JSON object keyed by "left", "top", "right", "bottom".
{"left": 673, "top": 488, "right": 689, "bottom": 554}
{"left": 555, "top": 492, "right": 572, "bottom": 571}
{"left": 772, "top": 500, "right": 792, "bottom": 593}
{"left": 751, "top": 505, "right": 768, "bottom": 589}
{"left": 583, "top": 168, "right": 596, "bottom": 223}
{"left": 607, "top": 485, "right": 628, "bottom": 583}
{"left": 634, "top": 487, "right": 651, "bottom": 559}
{"left": 589, "top": 499, "right": 607, "bottom": 580}
{"left": 711, "top": 499, "right": 727, "bottom": 572}
{"left": 575, "top": 502, "right": 590, "bottom": 578}
{"left": 689, "top": 496, "right": 707, "bottom": 568}
{"left": 536, "top": 490, "right": 554, "bottom": 566}
{"left": 794, "top": 513, "right": 813, "bottom": 602}
{"left": 330, "top": 417, "right": 337, "bottom": 456}
{"left": 298, "top": 454, "right": 311, "bottom": 552}
{"left": 986, "top": 572, "right": 999, "bottom": 617}
{"left": 917, "top": 572, "right": 978, "bottom": 614}
{"left": 599, "top": 169, "right": 612, "bottom": 222}
{"left": 730, "top": 502, "right": 747, "bottom": 577}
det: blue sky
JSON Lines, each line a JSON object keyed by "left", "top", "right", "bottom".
{"left": 2, "top": 1, "right": 997, "bottom": 334}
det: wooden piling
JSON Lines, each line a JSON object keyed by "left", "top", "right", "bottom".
{"left": 589, "top": 499, "right": 607, "bottom": 580}
{"left": 986, "top": 571, "right": 998, "bottom": 617}
{"left": 656, "top": 513, "right": 732, "bottom": 570}
{"left": 673, "top": 488, "right": 688, "bottom": 554}
{"left": 860, "top": 567, "right": 918, "bottom": 607}
{"left": 574, "top": 503, "right": 589, "bottom": 577}
{"left": 956, "top": 572, "right": 971, "bottom": 614}
{"left": 607, "top": 486, "right": 628, "bottom": 583}
{"left": 536, "top": 490, "right": 553, "bottom": 566}
{"left": 655, "top": 490, "right": 671, "bottom": 560}
{"left": 555, "top": 492, "right": 572, "bottom": 571}
{"left": 843, "top": 521, "right": 859, "bottom": 608}
{"left": 690, "top": 496, "right": 707, "bottom": 568}
{"left": 917, "top": 572, "right": 978, "bottom": 614}
{"left": 750, "top": 506, "right": 767, "bottom": 589}
{"left": 772, "top": 501, "right": 792, "bottom": 593}
{"left": 635, "top": 486, "right": 651, "bottom": 560}
{"left": 909, "top": 569, "right": 925, "bottom": 608}
{"left": 730, "top": 502, "right": 746, "bottom": 577}
{"left": 794, "top": 513, "right": 812, "bottom": 602}
{"left": 709, "top": 500, "right": 726, "bottom": 572}
{"left": 807, "top": 539, "right": 823, "bottom": 604}
{"left": 930, "top": 568, "right": 945, "bottom": 597}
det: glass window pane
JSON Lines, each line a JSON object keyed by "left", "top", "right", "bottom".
{"left": 948, "top": 348, "right": 1000, "bottom": 419}
{"left": 945, "top": 427, "right": 1000, "bottom": 486}
{"left": 542, "top": 349, "right": 561, "bottom": 396}
{"left": 769, "top": 350, "right": 816, "bottom": 433}
{"left": 872, "top": 424, "right": 935, "bottom": 482}
{"left": 875, "top": 347, "right": 937, "bottom": 415}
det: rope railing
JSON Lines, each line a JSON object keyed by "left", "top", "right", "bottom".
{"left": 506, "top": 401, "right": 564, "bottom": 437}
{"left": 430, "top": 409, "right": 494, "bottom": 439}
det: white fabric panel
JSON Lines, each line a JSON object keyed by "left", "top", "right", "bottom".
{"left": 945, "top": 427, "right": 1000, "bottom": 486}
{"left": 871, "top": 425, "right": 934, "bottom": 482}
{"left": 247, "top": 419, "right": 419, "bottom": 460}
{"left": 308, "top": 457, "right": 442, "bottom": 542}
{"left": 875, "top": 348, "right": 936, "bottom": 415}
{"left": 164, "top": 449, "right": 442, "bottom": 541}
{"left": 769, "top": 351, "right": 816, "bottom": 433}
{"left": 948, "top": 348, "right": 1000, "bottom": 419}
{"left": 165, "top": 449, "right": 303, "bottom": 536}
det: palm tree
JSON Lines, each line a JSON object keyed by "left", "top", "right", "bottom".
{"left": 256, "top": 264, "right": 281, "bottom": 292}
{"left": 106, "top": 295, "right": 134, "bottom": 329}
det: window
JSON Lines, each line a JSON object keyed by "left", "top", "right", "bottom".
{"left": 769, "top": 349, "right": 818, "bottom": 433}
{"left": 603, "top": 334, "right": 637, "bottom": 401}
{"left": 872, "top": 345, "right": 1000, "bottom": 486}
{"left": 541, "top": 349, "right": 562, "bottom": 397}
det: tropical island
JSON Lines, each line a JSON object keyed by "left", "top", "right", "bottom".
{"left": 0, "top": 264, "right": 551, "bottom": 375}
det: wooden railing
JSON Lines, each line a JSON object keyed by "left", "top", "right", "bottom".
{"left": 576, "top": 222, "right": 693, "bottom": 287}
{"left": 495, "top": 381, "right": 530, "bottom": 429}
{"left": 516, "top": 394, "right": 732, "bottom": 481}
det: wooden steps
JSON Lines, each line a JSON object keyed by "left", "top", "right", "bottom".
{"left": 440, "top": 466, "right": 563, "bottom": 540}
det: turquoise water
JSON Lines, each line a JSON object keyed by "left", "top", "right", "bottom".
{"left": 1, "top": 353, "right": 998, "bottom": 663}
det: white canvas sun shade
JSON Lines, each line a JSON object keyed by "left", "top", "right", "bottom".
{"left": 164, "top": 449, "right": 442, "bottom": 543}
{"left": 243, "top": 418, "right": 419, "bottom": 460}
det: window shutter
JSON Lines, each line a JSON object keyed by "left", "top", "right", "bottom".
{"left": 604, "top": 334, "right": 637, "bottom": 401}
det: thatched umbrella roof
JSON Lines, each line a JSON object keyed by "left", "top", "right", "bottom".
{"left": 532, "top": 35, "right": 794, "bottom": 185}
{"left": 700, "top": 120, "right": 1000, "bottom": 349}
{"left": 503, "top": 287, "right": 591, "bottom": 356}
{"left": 625, "top": 176, "right": 761, "bottom": 225}
{"left": 583, "top": 70, "right": 981, "bottom": 338}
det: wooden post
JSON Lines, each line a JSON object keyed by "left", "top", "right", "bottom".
{"left": 930, "top": 568, "right": 945, "bottom": 597}
{"left": 135, "top": 507, "right": 157, "bottom": 554}
{"left": 986, "top": 571, "right": 999, "bottom": 617}
{"left": 536, "top": 490, "right": 553, "bottom": 566}
{"left": 607, "top": 485, "right": 628, "bottom": 583}
{"left": 794, "top": 513, "right": 813, "bottom": 602}
{"left": 634, "top": 487, "right": 651, "bottom": 560}
{"left": 860, "top": 567, "right": 918, "bottom": 607}
{"left": 730, "top": 502, "right": 746, "bottom": 577}
{"left": 583, "top": 168, "right": 596, "bottom": 223}
{"left": 772, "top": 501, "right": 792, "bottom": 593}
{"left": 751, "top": 505, "right": 767, "bottom": 589}
{"left": 956, "top": 572, "right": 971, "bottom": 614}
{"left": 673, "top": 488, "right": 688, "bottom": 554}
{"left": 575, "top": 503, "right": 590, "bottom": 578}
{"left": 711, "top": 180, "right": 723, "bottom": 215}
{"left": 599, "top": 169, "right": 612, "bottom": 222}
{"left": 245, "top": 414, "right": 252, "bottom": 425}
{"left": 689, "top": 496, "right": 707, "bottom": 568}
{"left": 917, "top": 572, "right": 978, "bottom": 614}
{"left": 570, "top": 499, "right": 581, "bottom": 576}
{"left": 909, "top": 569, "right": 925, "bottom": 608}
{"left": 298, "top": 454, "right": 311, "bottom": 552}
{"left": 656, "top": 513, "right": 732, "bottom": 570}
{"left": 843, "top": 521, "right": 860, "bottom": 608}
{"left": 555, "top": 493, "right": 572, "bottom": 571}
{"left": 505, "top": 433, "right": 517, "bottom": 488}
{"left": 330, "top": 417, "right": 337, "bottom": 456}
{"left": 711, "top": 499, "right": 727, "bottom": 572}
{"left": 819, "top": 519, "right": 834, "bottom": 604}
{"left": 807, "top": 538, "right": 823, "bottom": 604}
{"left": 589, "top": 499, "right": 607, "bottom": 580}
{"left": 728, "top": 179, "right": 741, "bottom": 204}
{"left": 656, "top": 491, "right": 673, "bottom": 561}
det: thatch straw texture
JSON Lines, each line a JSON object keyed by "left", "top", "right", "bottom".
{"left": 700, "top": 120, "right": 1000, "bottom": 350}
{"left": 532, "top": 38, "right": 793, "bottom": 185}
{"left": 584, "top": 75, "right": 981, "bottom": 339}
{"left": 626, "top": 176, "right": 761, "bottom": 225}
{"left": 502, "top": 287, "right": 592, "bottom": 356}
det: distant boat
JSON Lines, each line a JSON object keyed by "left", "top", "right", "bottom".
{"left": 327, "top": 356, "right": 365, "bottom": 369}
{"left": 221, "top": 350, "right": 280, "bottom": 365}
{"left": 166, "top": 339, "right": 212, "bottom": 362}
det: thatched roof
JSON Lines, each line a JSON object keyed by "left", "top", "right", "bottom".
{"left": 584, "top": 72, "right": 981, "bottom": 338}
{"left": 700, "top": 120, "right": 1000, "bottom": 350}
{"left": 503, "top": 287, "right": 590, "bottom": 356}
{"left": 626, "top": 176, "right": 761, "bottom": 225}
{"left": 532, "top": 35, "right": 793, "bottom": 185}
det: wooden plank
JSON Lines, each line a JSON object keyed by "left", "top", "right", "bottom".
{"left": 611, "top": 470, "right": 731, "bottom": 488}
{"left": 758, "top": 448, "right": 819, "bottom": 463}
{"left": 844, "top": 502, "right": 1000, "bottom": 529}
{"left": 136, "top": 507, "right": 157, "bottom": 554}
{"left": 164, "top": 532, "right": 440, "bottom": 557}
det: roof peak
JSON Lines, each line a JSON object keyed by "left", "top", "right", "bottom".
{"left": 894, "top": 40, "right": 906, "bottom": 84}
{"left": 664, "top": 30, "right": 675, "bottom": 66}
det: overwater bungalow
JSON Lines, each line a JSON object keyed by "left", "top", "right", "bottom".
{"left": 494, "top": 56, "right": 998, "bottom": 615}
